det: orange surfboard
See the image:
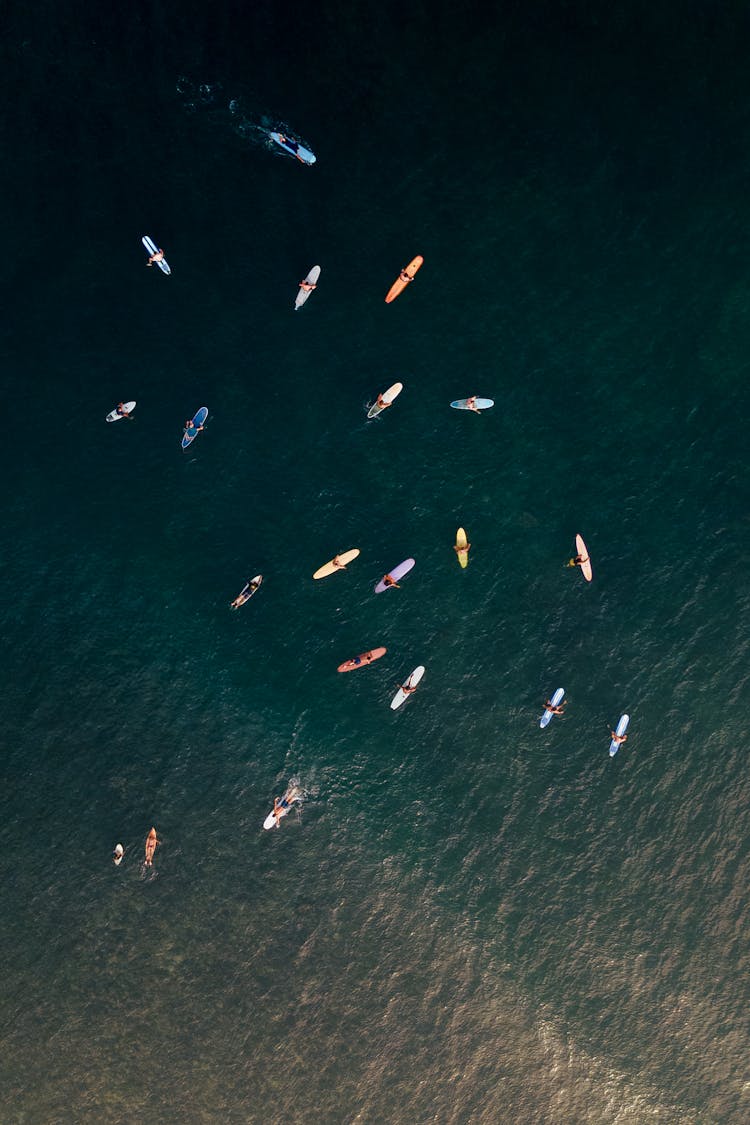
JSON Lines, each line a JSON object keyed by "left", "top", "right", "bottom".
{"left": 385, "top": 255, "right": 423, "bottom": 303}
{"left": 144, "top": 827, "right": 159, "bottom": 867}
{"left": 337, "top": 647, "right": 386, "bottom": 672}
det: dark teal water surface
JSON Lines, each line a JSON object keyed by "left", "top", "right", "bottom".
{"left": 2, "top": 4, "right": 750, "bottom": 1122}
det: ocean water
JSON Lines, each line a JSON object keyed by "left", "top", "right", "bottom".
{"left": 2, "top": 3, "right": 750, "bottom": 1122}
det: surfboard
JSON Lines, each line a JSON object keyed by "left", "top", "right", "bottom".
{"left": 385, "top": 255, "right": 423, "bottom": 303}
{"left": 270, "top": 132, "right": 316, "bottom": 164}
{"left": 375, "top": 558, "right": 415, "bottom": 593}
{"left": 295, "top": 265, "right": 321, "bottom": 309}
{"left": 263, "top": 785, "right": 303, "bottom": 830}
{"left": 313, "top": 549, "right": 360, "bottom": 580}
{"left": 574, "top": 533, "right": 593, "bottom": 582}
{"left": 609, "top": 714, "right": 630, "bottom": 757}
{"left": 390, "top": 665, "right": 425, "bottom": 710}
{"left": 367, "top": 382, "right": 403, "bottom": 419}
{"left": 230, "top": 575, "right": 262, "bottom": 608}
{"left": 106, "top": 401, "right": 136, "bottom": 422}
{"left": 141, "top": 235, "right": 171, "bottom": 275}
{"left": 337, "top": 647, "right": 387, "bottom": 673}
{"left": 450, "top": 398, "right": 494, "bottom": 412}
{"left": 113, "top": 844, "right": 124, "bottom": 866}
{"left": 182, "top": 407, "right": 208, "bottom": 449}
{"left": 540, "top": 687, "right": 565, "bottom": 729}
{"left": 455, "top": 527, "right": 469, "bottom": 568}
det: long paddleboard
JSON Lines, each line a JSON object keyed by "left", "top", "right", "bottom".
{"left": 455, "top": 527, "right": 469, "bottom": 568}
{"left": 390, "top": 665, "right": 425, "bottom": 710}
{"left": 230, "top": 575, "right": 262, "bottom": 608}
{"left": 313, "top": 549, "right": 360, "bottom": 580}
{"left": 385, "top": 255, "right": 423, "bottom": 303}
{"left": 106, "top": 400, "right": 136, "bottom": 422}
{"left": 450, "top": 398, "right": 494, "bottom": 412}
{"left": 337, "top": 647, "right": 386, "bottom": 672}
{"left": 609, "top": 714, "right": 630, "bottom": 757}
{"left": 575, "top": 535, "right": 593, "bottom": 585}
{"left": 141, "top": 235, "right": 171, "bottom": 275}
{"left": 375, "top": 558, "right": 415, "bottom": 593}
{"left": 263, "top": 782, "right": 303, "bottom": 829}
{"left": 295, "top": 265, "right": 321, "bottom": 309}
{"left": 182, "top": 406, "right": 208, "bottom": 449}
{"left": 270, "top": 132, "right": 316, "bottom": 164}
{"left": 367, "top": 382, "right": 403, "bottom": 419}
{"left": 540, "top": 687, "right": 565, "bottom": 729}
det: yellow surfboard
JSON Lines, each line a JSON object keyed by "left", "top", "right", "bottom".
{"left": 455, "top": 527, "right": 469, "bottom": 568}
{"left": 313, "top": 548, "right": 360, "bottom": 580}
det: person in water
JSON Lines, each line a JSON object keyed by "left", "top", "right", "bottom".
{"left": 147, "top": 248, "right": 165, "bottom": 266}
{"left": 610, "top": 728, "right": 628, "bottom": 747}
{"left": 568, "top": 552, "right": 590, "bottom": 569}
{"left": 382, "top": 573, "right": 400, "bottom": 589}
{"left": 544, "top": 697, "right": 566, "bottom": 716}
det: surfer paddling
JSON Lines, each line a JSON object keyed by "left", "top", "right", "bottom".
{"left": 544, "top": 697, "right": 566, "bottom": 716}
{"left": 147, "top": 247, "right": 165, "bottom": 267}
{"left": 277, "top": 134, "right": 305, "bottom": 163}
{"left": 144, "top": 827, "right": 160, "bottom": 867}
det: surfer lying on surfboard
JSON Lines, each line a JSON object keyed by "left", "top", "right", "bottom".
{"left": 144, "top": 827, "right": 160, "bottom": 867}
{"left": 299, "top": 278, "right": 317, "bottom": 293}
{"left": 544, "top": 697, "right": 566, "bottom": 716}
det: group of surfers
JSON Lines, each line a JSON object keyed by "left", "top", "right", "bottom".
{"left": 113, "top": 827, "right": 160, "bottom": 868}
{"left": 542, "top": 695, "right": 628, "bottom": 748}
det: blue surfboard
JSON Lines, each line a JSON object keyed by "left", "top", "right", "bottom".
{"left": 609, "top": 714, "right": 630, "bottom": 757}
{"left": 540, "top": 687, "right": 565, "bottom": 729}
{"left": 270, "top": 132, "right": 316, "bottom": 165}
{"left": 182, "top": 406, "right": 208, "bottom": 449}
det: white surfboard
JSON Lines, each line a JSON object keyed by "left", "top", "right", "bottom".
{"left": 390, "top": 665, "right": 425, "bottom": 710}
{"left": 609, "top": 714, "right": 629, "bottom": 757}
{"left": 141, "top": 235, "right": 171, "bottom": 275}
{"left": 295, "top": 265, "right": 321, "bottom": 309}
{"left": 106, "top": 401, "right": 136, "bottom": 422}
{"left": 540, "top": 687, "right": 565, "bottom": 729}
{"left": 367, "top": 382, "right": 403, "bottom": 419}
{"left": 263, "top": 783, "right": 303, "bottom": 829}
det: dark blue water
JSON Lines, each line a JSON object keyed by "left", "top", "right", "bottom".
{"left": 2, "top": 4, "right": 750, "bottom": 1122}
